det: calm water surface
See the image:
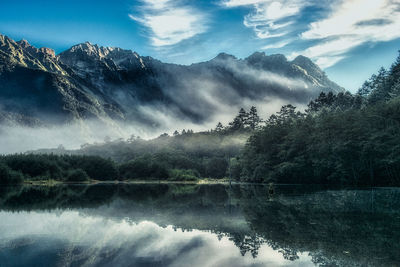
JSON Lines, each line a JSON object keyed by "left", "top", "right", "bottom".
{"left": 0, "top": 184, "right": 399, "bottom": 267}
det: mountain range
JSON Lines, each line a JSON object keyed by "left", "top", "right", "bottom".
{"left": 0, "top": 33, "right": 343, "bottom": 131}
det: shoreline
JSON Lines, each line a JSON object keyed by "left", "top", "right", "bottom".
{"left": 14, "top": 180, "right": 397, "bottom": 189}
{"left": 22, "top": 178, "right": 243, "bottom": 186}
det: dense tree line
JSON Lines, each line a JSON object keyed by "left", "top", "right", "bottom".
{"left": 238, "top": 52, "right": 400, "bottom": 186}
{"left": 0, "top": 154, "right": 119, "bottom": 184}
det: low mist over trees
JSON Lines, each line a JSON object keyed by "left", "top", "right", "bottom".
{"left": 2, "top": 52, "right": 400, "bottom": 186}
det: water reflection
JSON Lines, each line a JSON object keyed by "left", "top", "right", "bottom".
{"left": 0, "top": 184, "right": 399, "bottom": 267}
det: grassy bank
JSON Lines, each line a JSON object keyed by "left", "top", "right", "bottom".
{"left": 21, "top": 178, "right": 235, "bottom": 186}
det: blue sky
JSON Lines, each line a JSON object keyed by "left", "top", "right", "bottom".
{"left": 1, "top": 0, "right": 400, "bottom": 92}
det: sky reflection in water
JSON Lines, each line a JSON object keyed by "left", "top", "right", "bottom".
{"left": 0, "top": 184, "right": 399, "bottom": 267}
{"left": 0, "top": 210, "right": 312, "bottom": 267}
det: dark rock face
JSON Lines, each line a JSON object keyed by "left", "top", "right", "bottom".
{"left": 0, "top": 33, "right": 344, "bottom": 128}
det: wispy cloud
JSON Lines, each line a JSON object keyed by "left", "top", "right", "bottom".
{"left": 261, "top": 39, "right": 292, "bottom": 50}
{"left": 298, "top": 0, "right": 400, "bottom": 68}
{"left": 223, "top": 0, "right": 400, "bottom": 68}
{"left": 130, "top": 0, "right": 207, "bottom": 46}
{"left": 221, "top": 0, "right": 305, "bottom": 39}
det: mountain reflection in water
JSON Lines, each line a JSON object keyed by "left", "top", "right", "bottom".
{"left": 0, "top": 184, "right": 399, "bottom": 267}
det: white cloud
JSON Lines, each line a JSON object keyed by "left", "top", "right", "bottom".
{"left": 130, "top": 0, "right": 207, "bottom": 46}
{"left": 222, "top": 0, "right": 306, "bottom": 40}
{"left": 221, "top": 0, "right": 268, "bottom": 7}
{"left": 298, "top": 0, "right": 400, "bottom": 68}
{"left": 261, "top": 39, "right": 292, "bottom": 50}
{"left": 223, "top": 0, "right": 400, "bottom": 69}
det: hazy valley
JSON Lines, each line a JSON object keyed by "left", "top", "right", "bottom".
{"left": 0, "top": 34, "right": 343, "bottom": 152}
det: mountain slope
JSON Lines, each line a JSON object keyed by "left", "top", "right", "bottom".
{"left": 0, "top": 34, "right": 343, "bottom": 130}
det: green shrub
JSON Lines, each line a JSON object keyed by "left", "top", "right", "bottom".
{"left": 0, "top": 155, "right": 121, "bottom": 182}
{"left": 168, "top": 169, "right": 199, "bottom": 181}
{"left": 65, "top": 156, "right": 119, "bottom": 180}
{"left": 205, "top": 157, "right": 228, "bottom": 178}
{"left": 0, "top": 163, "right": 24, "bottom": 184}
{"left": 4, "top": 154, "right": 62, "bottom": 179}
{"left": 119, "top": 155, "right": 169, "bottom": 179}
{"left": 66, "top": 169, "right": 90, "bottom": 182}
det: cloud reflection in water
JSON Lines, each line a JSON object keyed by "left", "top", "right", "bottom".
{"left": 0, "top": 210, "right": 313, "bottom": 267}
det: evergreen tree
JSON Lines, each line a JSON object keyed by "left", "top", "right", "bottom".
{"left": 246, "top": 106, "right": 261, "bottom": 130}
{"left": 215, "top": 122, "right": 224, "bottom": 132}
{"left": 307, "top": 92, "right": 336, "bottom": 113}
{"left": 368, "top": 67, "right": 389, "bottom": 103}
{"left": 389, "top": 51, "right": 400, "bottom": 85}
{"left": 390, "top": 80, "right": 400, "bottom": 98}
{"left": 276, "top": 104, "right": 298, "bottom": 123}
{"left": 266, "top": 114, "right": 279, "bottom": 125}
{"left": 238, "top": 108, "right": 248, "bottom": 122}
{"left": 357, "top": 80, "right": 373, "bottom": 97}
{"left": 229, "top": 116, "right": 244, "bottom": 131}
{"left": 229, "top": 108, "right": 248, "bottom": 130}
{"left": 335, "top": 92, "right": 355, "bottom": 111}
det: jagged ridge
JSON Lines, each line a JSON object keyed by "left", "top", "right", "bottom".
{"left": 0, "top": 33, "right": 344, "bottom": 128}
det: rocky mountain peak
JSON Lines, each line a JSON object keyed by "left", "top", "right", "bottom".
{"left": 0, "top": 34, "right": 67, "bottom": 75}
{"left": 58, "top": 41, "right": 147, "bottom": 73}
{"left": 246, "top": 52, "right": 288, "bottom": 64}
{"left": 17, "top": 39, "right": 30, "bottom": 48}
{"left": 292, "top": 55, "right": 320, "bottom": 70}
{"left": 291, "top": 55, "right": 326, "bottom": 81}
{"left": 213, "top": 52, "right": 237, "bottom": 61}
{"left": 246, "top": 51, "right": 266, "bottom": 60}
{"left": 0, "top": 34, "right": 13, "bottom": 48}
{"left": 64, "top": 42, "right": 129, "bottom": 61}
{"left": 40, "top": 47, "right": 56, "bottom": 58}
{"left": 69, "top": 42, "right": 101, "bottom": 55}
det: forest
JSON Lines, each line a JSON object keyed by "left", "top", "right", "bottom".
{"left": 240, "top": 52, "right": 400, "bottom": 186}
{"left": 1, "top": 52, "right": 400, "bottom": 186}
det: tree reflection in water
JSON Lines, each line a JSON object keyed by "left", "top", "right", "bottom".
{"left": 0, "top": 184, "right": 399, "bottom": 266}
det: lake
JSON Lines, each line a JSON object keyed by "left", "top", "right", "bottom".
{"left": 0, "top": 184, "right": 399, "bottom": 267}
